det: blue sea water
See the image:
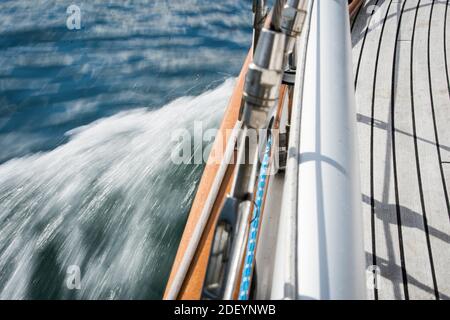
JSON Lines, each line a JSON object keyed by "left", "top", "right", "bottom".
{"left": 0, "top": 0, "right": 252, "bottom": 299}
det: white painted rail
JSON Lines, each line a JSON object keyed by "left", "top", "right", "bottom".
{"left": 271, "top": 0, "right": 366, "bottom": 300}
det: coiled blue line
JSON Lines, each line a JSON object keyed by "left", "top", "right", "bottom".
{"left": 238, "top": 135, "right": 272, "bottom": 300}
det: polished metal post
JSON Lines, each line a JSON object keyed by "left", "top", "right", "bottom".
{"left": 271, "top": 0, "right": 286, "bottom": 31}
{"left": 201, "top": 26, "right": 286, "bottom": 301}
{"left": 281, "top": 0, "right": 308, "bottom": 84}
{"left": 221, "top": 27, "right": 286, "bottom": 299}
{"left": 281, "top": 0, "right": 308, "bottom": 62}
{"left": 252, "top": 0, "right": 267, "bottom": 49}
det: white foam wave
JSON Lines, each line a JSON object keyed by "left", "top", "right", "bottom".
{"left": 0, "top": 78, "right": 234, "bottom": 299}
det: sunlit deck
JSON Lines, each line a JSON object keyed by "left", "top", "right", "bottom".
{"left": 352, "top": 0, "right": 450, "bottom": 299}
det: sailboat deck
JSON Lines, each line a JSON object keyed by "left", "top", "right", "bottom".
{"left": 352, "top": 0, "right": 450, "bottom": 299}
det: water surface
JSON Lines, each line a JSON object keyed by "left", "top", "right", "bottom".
{"left": 0, "top": 0, "right": 252, "bottom": 299}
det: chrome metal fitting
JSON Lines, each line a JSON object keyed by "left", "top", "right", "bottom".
{"left": 282, "top": 46, "right": 297, "bottom": 85}
{"left": 252, "top": 0, "right": 267, "bottom": 48}
{"left": 281, "top": 0, "right": 308, "bottom": 63}
{"left": 281, "top": 0, "right": 307, "bottom": 38}
{"left": 243, "top": 28, "right": 286, "bottom": 129}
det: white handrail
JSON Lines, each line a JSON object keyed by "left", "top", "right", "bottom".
{"left": 271, "top": 0, "right": 366, "bottom": 300}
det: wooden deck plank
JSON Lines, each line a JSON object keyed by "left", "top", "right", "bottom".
{"left": 412, "top": 0, "right": 450, "bottom": 300}
{"left": 353, "top": 0, "right": 402, "bottom": 300}
{"left": 352, "top": 0, "right": 379, "bottom": 86}
{"left": 394, "top": 0, "right": 436, "bottom": 300}
{"left": 446, "top": 1, "right": 450, "bottom": 147}
{"left": 370, "top": 0, "right": 408, "bottom": 300}
{"left": 443, "top": 0, "right": 450, "bottom": 187}
{"left": 353, "top": 0, "right": 389, "bottom": 301}
{"left": 421, "top": 0, "right": 450, "bottom": 299}
{"left": 430, "top": 1, "right": 450, "bottom": 174}
{"left": 353, "top": 0, "right": 450, "bottom": 300}
{"left": 445, "top": 165, "right": 450, "bottom": 197}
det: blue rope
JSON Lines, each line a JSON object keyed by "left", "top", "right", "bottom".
{"left": 238, "top": 135, "right": 272, "bottom": 300}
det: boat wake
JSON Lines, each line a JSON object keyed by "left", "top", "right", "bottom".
{"left": 0, "top": 79, "right": 234, "bottom": 299}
